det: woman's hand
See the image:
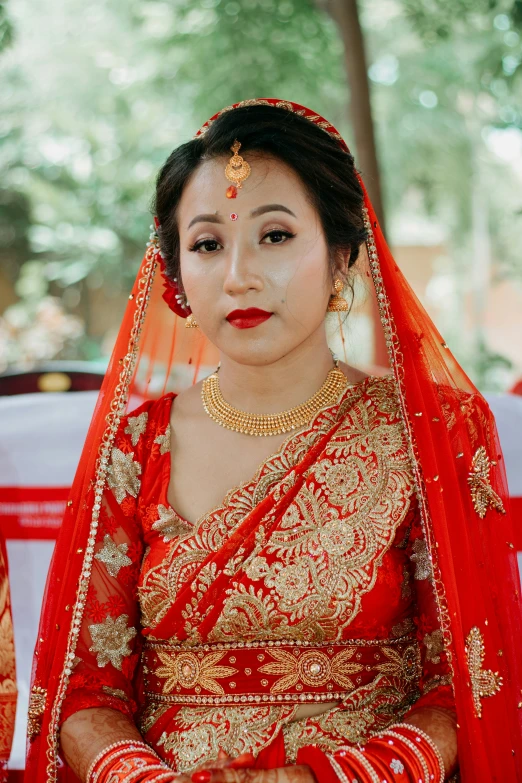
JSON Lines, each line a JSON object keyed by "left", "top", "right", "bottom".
{"left": 193, "top": 768, "right": 315, "bottom": 783}
{"left": 190, "top": 753, "right": 316, "bottom": 783}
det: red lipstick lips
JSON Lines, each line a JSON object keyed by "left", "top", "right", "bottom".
{"left": 226, "top": 308, "right": 273, "bottom": 329}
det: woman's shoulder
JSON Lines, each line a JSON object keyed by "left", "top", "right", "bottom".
{"left": 121, "top": 392, "right": 175, "bottom": 427}
{"left": 114, "top": 393, "right": 174, "bottom": 455}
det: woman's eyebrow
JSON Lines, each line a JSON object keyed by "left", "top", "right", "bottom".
{"left": 187, "top": 203, "right": 296, "bottom": 230}
{"left": 187, "top": 213, "right": 222, "bottom": 229}
{"left": 249, "top": 203, "right": 297, "bottom": 219}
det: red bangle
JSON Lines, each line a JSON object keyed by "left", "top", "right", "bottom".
{"left": 87, "top": 740, "right": 176, "bottom": 783}
{"left": 367, "top": 735, "right": 423, "bottom": 782}
{"left": 296, "top": 746, "right": 345, "bottom": 783}
{"left": 390, "top": 724, "right": 444, "bottom": 783}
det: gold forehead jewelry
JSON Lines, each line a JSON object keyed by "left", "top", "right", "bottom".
{"left": 201, "top": 360, "right": 348, "bottom": 436}
{"left": 225, "top": 139, "right": 251, "bottom": 199}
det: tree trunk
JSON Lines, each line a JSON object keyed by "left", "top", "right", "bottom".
{"left": 319, "top": 0, "right": 388, "bottom": 366}
{"left": 325, "top": 0, "right": 386, "bottom": 237}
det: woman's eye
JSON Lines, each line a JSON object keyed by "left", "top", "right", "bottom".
{"left": 261, "top": 230, "right": 295, "bottom": 245}
{"left": 189, "top": 239, "right": 222, "bottom": 254}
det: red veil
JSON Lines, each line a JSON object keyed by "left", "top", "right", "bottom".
{"left": 26, "top": 99, "right": 522, "bottom": 782}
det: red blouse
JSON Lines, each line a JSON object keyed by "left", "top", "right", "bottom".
{"left": 60, "top": 375, "right": 454, "bottom": 773}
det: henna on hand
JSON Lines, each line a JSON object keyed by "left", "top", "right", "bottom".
{"left": 202, "top": 766, "right": 315, "bottom": 783}
{"left": 60, "top": 707, "right": 143, "bottom": 782}
{"left": 402, "top": 705, "right": 458, "bottom": 777}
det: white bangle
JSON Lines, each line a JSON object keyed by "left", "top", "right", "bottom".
{"left": 397, "top": 722, "right": 445, "bottom": 783}
{"left": 86, "top": 740, "right": 160, "bottom": 783}
{"left": 326, "top": 754, "right": 354, "bottom": 783}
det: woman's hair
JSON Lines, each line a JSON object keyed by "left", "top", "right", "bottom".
{"left": 152, "top": 104, "right": 367, "bottom": 288}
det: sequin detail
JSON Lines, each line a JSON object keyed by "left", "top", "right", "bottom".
{"left": 107, "top": 448, "right": 142, "bottom": 504}
{"left": 468, "top": 446, "right": 506, "bottom": 519}
{"left": 89, "top": 614, "right": 137, "bottom": 670}
{"left": 95, "top": 534, "right": 132, "bottom": 578}
{"left": 124, "top": 411, "right": 149, "bottom": 446}
{"left": 465, "top": 626, "right": 503, "bottom": 717}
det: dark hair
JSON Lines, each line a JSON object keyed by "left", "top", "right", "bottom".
{"left": 152, "top": 104, "right": 367, "bottom": 289}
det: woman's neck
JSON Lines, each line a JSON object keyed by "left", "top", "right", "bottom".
{"left": 216, "top": 336, "right": 336, "bottom": 415}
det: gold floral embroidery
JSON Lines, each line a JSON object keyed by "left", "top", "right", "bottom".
{"left": 27, "top": 684, "right": 47, "bottom": 741}
{"left": 391, "top": 617, "right": 415, "bottom": 638}
{"left": 89, "top": 614, "right": 137, "bottom": 670}
{"left": 152, "top": 505, "right": 193, "bottom": 542}
{"left": 124, "top": 411, "right": 148, "bottom": 446}
{"left": 465, "top": 626, "right": 503, "bottom": 718}
{"left": 94, "top": 534, "right": 132, "bottom": 578}
{"left": 374, "top": 644, "right": 421, "bottom": 682}
{"left": 139, "top": 702, "right": 170, "bottom": 734}
{"left": 423, "top": 629, "right": 445, "bottom": 664}
{"left": 283, "top": 674, "right": 420, "bottom": 761}
{"left": 208, "top": 378, "right": 414, "bottom": 643}
{"left": 102, "top": 685, "right": 129, "bottom": 701}
{"left": 468, "top": 446, "right": 506, "bottom": 519}
{"left": 0, "top": 560, "right": 16, "bottom": 682}
{"left": 422, "top": 673, "right": 452, "bottom": 694}
{"left": 155, "top": 650, "right": 237, "bottom": 695}
{"left": 107, "top": 448, "right": 141, "bottom": 504}
{"left": 259, "top": 648, "right": 363, "bottom": 692}
{"left": 410, "top": 537, "right": 431, "bottom": 580}
{"left": 0, "top": 549, "right": 17, "bottom": 756}
{"left": 155, "top": 704, "right": 296, "bottom": 772}
{"left": 139, "top": 376, "right": 416, "bottom": 647}
{"left": 154, "top": 424, "right": 171, "bottom": 455}
{"left": 139, "top": 382, "right": 358, "bottom": 632}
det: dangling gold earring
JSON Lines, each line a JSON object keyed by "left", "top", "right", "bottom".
{"left": 185, "top": 313, "right": 199, "bottom": 329}
{"left": 327, "top": 279, "right": 349, "bottom": 312}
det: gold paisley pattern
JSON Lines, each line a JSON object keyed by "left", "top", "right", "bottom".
{"left": 131, "top": 376, "right": 451, "bottom": 768}
{"left": 207, "top": 377, "right": 415, "bottom": 643}
{"left": 468, "top": 446, "right": 506, "bottom": 519}
{"left": 138, "top": 376, "right": 415, "bottom": 642}
{"left": 283, "top": 674, "right": 420, "bottom": 761}
{"left": 465, "top": 626, "right": 503, "bottom": 718}
{"left": 155, "top": 704, "right": 296, "bottom": 772}
{"left": 138, "top": 381, "right": 365, "bottom": 631}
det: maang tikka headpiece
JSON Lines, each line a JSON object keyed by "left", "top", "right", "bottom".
{"left": 225, "top": 139, "right": 251, "bottom": 199}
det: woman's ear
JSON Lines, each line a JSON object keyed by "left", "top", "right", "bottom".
{"left": 332, "top": 248, "right": 351, "bottom": 288}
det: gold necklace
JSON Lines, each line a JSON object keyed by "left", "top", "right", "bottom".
{"left": 201, "top": 360, "right": 348, "bottom": 436}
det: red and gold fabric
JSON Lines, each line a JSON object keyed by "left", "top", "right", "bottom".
{"left": 58, "top": 377, "right": 453, "bottom": 773}
{"left": 25, "top": 99, "right": 522, "bottom": 783}
{"left": 0, "top": 533, "right": 17, "bottom": 781}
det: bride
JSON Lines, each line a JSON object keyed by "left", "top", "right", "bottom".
{"left": 26, "top": 99, "right": 522, "bottom": 783}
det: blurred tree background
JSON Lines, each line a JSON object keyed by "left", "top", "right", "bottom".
{"left": 1, "top": 0, "right": 521, "bottom": 389}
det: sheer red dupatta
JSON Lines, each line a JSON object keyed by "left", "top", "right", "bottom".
{"left": 26, "top": 99, "right": 522, "bottom": 783}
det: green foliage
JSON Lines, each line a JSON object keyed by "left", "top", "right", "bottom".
{"left": 0, "top": 0, "right": 521, "bottom": 387}
{"left": 0, "top": 2, "right": 14, "bottom": 53}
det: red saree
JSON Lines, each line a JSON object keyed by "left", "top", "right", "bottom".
{"left": 0, "top": 532, "right": 17, "bottom": 781}
{"left": 26, "top": 99, "right": 522, "bottom": 783}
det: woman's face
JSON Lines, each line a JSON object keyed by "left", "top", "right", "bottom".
{"left": 177, "top": 154, "right": 339, "bottom": 366}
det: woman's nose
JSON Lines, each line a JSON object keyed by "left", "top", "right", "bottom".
{"left": 222, "top": 245, "right": 263, "bottom": 296}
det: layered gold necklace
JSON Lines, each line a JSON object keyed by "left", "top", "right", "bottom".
{"left": 201, "top": 360, "right": 348, "bottom": 436}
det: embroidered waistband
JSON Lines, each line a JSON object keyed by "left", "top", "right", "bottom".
{"left": 142, "top": 635, "right": 420, "bottom": 707}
